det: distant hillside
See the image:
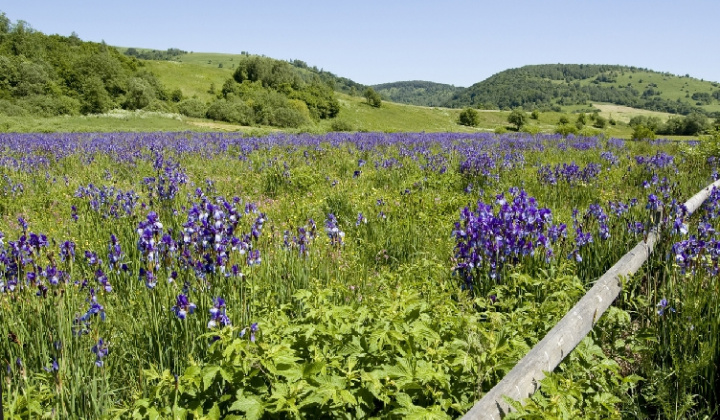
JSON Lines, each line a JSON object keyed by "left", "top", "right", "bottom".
{"left": 372, "top": 81, "right": 463, "bottom": 107}
{"left": 445, "top": 64, "right": 720, "bottom": 116}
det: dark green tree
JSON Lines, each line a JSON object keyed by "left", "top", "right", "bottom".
{"left": 507, "top": 108, "right": 527, "bottom": 130}
{"left": 364, "top": 87, "right": 382, "bottom": 108}
{"left": 631, "top": 125, "right": 656, "bottom": 141}
{"left": 170, "top": 88, "right": 183, "bottom": 103}
{"left": 593, "top": 115, "right": 608, "bottom": 129}
{"left": 458, "top": 107, "right": 480, "bottom": 126}
{"left": 0, "top": 12, "right": 10, "bottom": 33}
{"left": 80, "top": 76, "right": 113, "bottom": 113}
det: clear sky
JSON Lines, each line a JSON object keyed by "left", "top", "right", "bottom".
{"left": 3, "top": 0, "right": 719, "bottom": 87}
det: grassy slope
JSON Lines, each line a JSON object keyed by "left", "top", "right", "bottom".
{"left": 579, "top": 70, "right": 720, "bottom": 114}
{"left": 449, "top": 65, "right": 720, "bottom": 115}
{"left": 1, "top": 50, "right": 702, "bottom": 138}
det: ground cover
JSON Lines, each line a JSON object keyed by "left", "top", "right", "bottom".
{"left": 0, "top": 131, "right": 719, "bottom": 418}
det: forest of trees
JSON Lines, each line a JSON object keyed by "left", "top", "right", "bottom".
{"left": 0, "top": 12, "right": 343, "bottom": 128}
{"left": 124, "top": 47, "right": 186, "bottom": 61}
{"left": 444, "top": 64, "right": 716, "bottom": 117}
{"left": 288, "top": 59, "right": 365, "bottom": 96}
{"left": 0, "top": 12, "right": 175, "bottom": 117}
{"left": 203, "top": 55, "right": 340, "bottom": 127}
{"left": 371, "top": 81, "right": 463, "bottom": 107}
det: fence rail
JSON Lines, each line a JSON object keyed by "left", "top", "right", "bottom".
{"left": 462, "top": 179, "right": 720, "bottom": 420}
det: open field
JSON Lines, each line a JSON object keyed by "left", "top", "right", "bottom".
{"left": 591, "top": 103, "right": 675, "bottom": 124}
{"left": 2, "top": 131, "right": 720, "bottom": 418}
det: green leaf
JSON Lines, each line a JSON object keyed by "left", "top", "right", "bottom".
{"left": 302, "top": 361, "right": 326, "bottom": 377}
{"left": 339, "top": 389, "right": 358, "bottom": 406}
{"left": 207, "top": 403, "right": 221, "bottom": 420}
{"left": 230, "top": 394, "right": 265, "bottom": 420}
{"left": 202, "top": 366, "right": 221, "bottom": 390}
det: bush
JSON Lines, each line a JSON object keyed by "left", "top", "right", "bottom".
{"left": 508, "top": 108, "right": 527, "bottom": 130}
{"left": 206, "top": 99, "right": 255, "bottom": 125}
{"left": 631, "top": 125, "right": 656, "bottom": 141}
{"left": 593, "top": 115, "right": 608, "bottom": 129}
{"left": 556, "top": 123, "right": 579, "bottom": 136}
{"left": 177, "top": 98, "right": 207, "bottom": 118}
{"left": 0, "top": 98, "right": 28, "bottom": 116}
{"left": 330, "top": 119, "right": 355, "bottom": 132}
{"left": 170, "top": 89, "right": 183, "bottom": 103}
{"left": 17, "top": 95, "right": 81, "bottom": 116}
{"left": 363, "top": 87, "right": 382, "bottom": 108}
{"left": 458, "top": 107, "right": 480, "bottom": 127}
{"left": 520, "top": 124, "right": 541, "bottom": 135}
{"left": 271, "top": 106, "right": 308, "bottom": 128}
{"left": 494, "top": 126, "right": 508, "bottom": 134}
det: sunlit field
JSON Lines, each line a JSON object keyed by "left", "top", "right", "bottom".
{"left": 2, "top": 131, "right": 720, "bottom": 419}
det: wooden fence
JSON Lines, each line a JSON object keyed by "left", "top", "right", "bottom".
{"left": 462, "top": 179, "right": 720, "bottom": 419}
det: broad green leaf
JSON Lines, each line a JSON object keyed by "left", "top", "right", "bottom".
{"left": 230, "top": 395, "right": 265, "bottom": 420}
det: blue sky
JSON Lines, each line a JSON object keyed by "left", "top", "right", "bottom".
{"left": 3, "top": 0, "right": 719, "bottom": 87}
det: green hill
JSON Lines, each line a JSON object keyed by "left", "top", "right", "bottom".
{"left": 372, "top": 81, "right": 464, "bottom": 107}
{"left": 444, "top": 64, "right": 720, "bottom": 116}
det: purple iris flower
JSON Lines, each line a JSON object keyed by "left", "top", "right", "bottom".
{"left": 92, "top": 338, "right": 109, "bottom": 367}
{"left": 172, "top": 294, "right": 197, "bottom": 320}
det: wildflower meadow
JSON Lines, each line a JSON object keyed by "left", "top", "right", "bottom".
{"left": 2, "top": 131, "right": 720, "bottom": 418}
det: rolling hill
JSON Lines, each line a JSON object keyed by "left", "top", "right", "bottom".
{"left": 371, "top": 81, "right": 464, "bottom": 107}
{"left": 443, "top": 64, "right": 720, "bottom": 116}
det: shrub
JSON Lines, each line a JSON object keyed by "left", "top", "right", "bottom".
{"left": 330, "top": 119, "right": 355, "bottom": 132}
{"left": 206, "top": 99, "right": 255, "bottom": 125}
{"left": 508, "top": 108, "right": 527, "bottom": 130}
{"left": 593, "top": 115, "right": 608, "bottom": 129}
{"left": 520, "top": 124, "right": 541, "bottom": 135}
{"left": 271, "top": 106, "right": 308, "bottom": 128}
{"left": 556, "top": 123, "right": 578, "bottom": 136}
{"left": 494, "top": 126, "right": 508, "bottom": 134}
{"left": 458, "top": 107, "right": 480, "bottom": 127}
{"left": 631, "top": 125, "right": 656, "bottom": 141}
{"left": 177, "top": 98, "right": 207, "bottom": 118}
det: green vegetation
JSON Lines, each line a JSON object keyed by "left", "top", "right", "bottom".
{"left": 123, "top": 47, "right": 187, "bottom": 61}
{"left": 2, "top": 131, "right": 720, "bottom": 418}
{"left": 363, "top": 87, "right": 382, "bottom": 108}
{"left": 507, "top": 108, "right": 528, "bottom": 130}
{"left": 458, "top": 107, "right": 480, "bottom": 127}
{"left": 0, "top": 12, "right": 176, "bottom": 117}
{"left": 445, "top": 64, "right": 720, "bottom": 117}
{"left": 372, "top": 80, "right": 463, "bottom": 107}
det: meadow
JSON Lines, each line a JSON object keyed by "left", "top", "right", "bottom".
{"left": 1, "top": 130, "right": 720, "bottom": 419}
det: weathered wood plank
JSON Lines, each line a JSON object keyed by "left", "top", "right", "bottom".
{"left": 462, "top": 180, "right": 720, "bottom": 420}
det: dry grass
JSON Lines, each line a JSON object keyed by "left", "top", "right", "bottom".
{"left": 592, "top": 103, "right": 674, "bottom": 124}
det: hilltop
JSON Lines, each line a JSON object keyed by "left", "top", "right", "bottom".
{"left": 444, "top": 64, "right": 720, "bottom": 116}
{"left": 371, "top": 81, "right": 463, "bottom": 107}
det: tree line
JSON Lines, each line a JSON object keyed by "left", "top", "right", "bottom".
{"left": 0, "top": 12, "right": 177, "bottom": 117}
{"left": 197, "top": 55, "right": 340, "bottom": 127}
{"left": 445, "top": 64, "right": 718, "bottom": 117}
{"left": 0, "top": 11, "right": 344, "bottom": 128}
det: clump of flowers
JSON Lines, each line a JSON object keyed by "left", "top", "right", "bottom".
{"left": 325, "top": 214, "right": 345, "bottom": 247}
{"left": 91, "top": 338, "right": 109, "bottom": 367}
{"left": 208, "top": 297, "right": 231, "bottom": 329}
{"left": 453, "top": 187, "right": 566, "bottom": 289}
{"left": 171, "top": 294, "right": 197, "bottom": 320}
{"left": 537, "top": 162, "right": 601, "bottom": 186}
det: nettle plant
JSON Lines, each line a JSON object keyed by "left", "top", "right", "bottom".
{"left": 132, "top": 286, "right": 490, "bottom": 419}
